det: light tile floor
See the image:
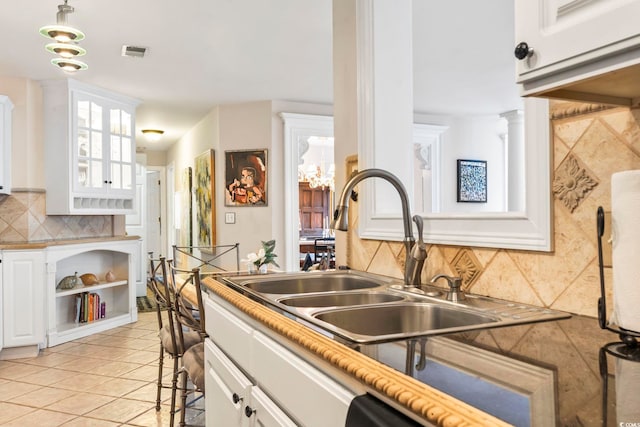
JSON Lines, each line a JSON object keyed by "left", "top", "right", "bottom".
{"left": 0, "top": 311, "right": 205, "bottom": 426}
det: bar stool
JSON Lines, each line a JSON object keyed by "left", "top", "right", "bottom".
{"left": 168, "top": 263, "right": 207, "bottom": 427}
{"left": 148, "top": 256, "right": 202, "bottom": 413}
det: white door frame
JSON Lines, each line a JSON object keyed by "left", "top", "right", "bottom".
{"left": 280, "top": 113, "right": 334, "bottom": 272}
{"left": 166, "top": 161, "right": 176, "bottom": 257}
{"left": 147, "top": 165, "right": 167, "bottom": 258}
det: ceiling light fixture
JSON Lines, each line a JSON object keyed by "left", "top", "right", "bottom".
{"left": 141, "top": 129, "right": 165, "bottom": 142}
{"left": 40, "top": 0, "right": 88, "bottom": 72}
{"left": 46, "top": 42, "right": 86, "bottom": 58}
{"left": 39, "top": 1, "right": 85, "bottom": 43}
{"left": 51, "top": 58, "right": 88, "bottom": 72}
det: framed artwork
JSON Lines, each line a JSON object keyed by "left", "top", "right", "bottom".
{"left": 194, "top": 149, "right": 216, "bottom": 247}
{"left": 457, "top": 159, "right": 487, "bottom": 203}
{"left": 180, "top": 167, "right": 193, "bottom": 247}
{"left": 225, "top": 149, "right": 268, "bottom": 206}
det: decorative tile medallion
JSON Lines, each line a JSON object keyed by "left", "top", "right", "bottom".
{"left": 451, "top": 248, "right": 482, "bottom": 288}
{"left": 553, "top": 154, "right": 598, "bottom": 213}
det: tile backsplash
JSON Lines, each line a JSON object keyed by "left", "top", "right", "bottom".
{"left": 348, "top": 101, "right": 639, "bottom": 318}
{"left": 0, "top": 191, "right": 113, "bottom": 242}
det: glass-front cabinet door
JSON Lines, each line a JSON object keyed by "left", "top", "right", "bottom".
{"left": 73, "top": 92, "right": 135, "bottom": 197}
{"left": 109, "top": 108, "right": 133, "bottom": 193}
{"left": 76, "top": 98, "right": 103, "bottom": 191}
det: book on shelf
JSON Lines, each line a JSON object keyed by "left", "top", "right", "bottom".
{"left": 76, "top": 292, "right": 105, "bottom": 323}
{"left": 88, "top": 293, "right": 94, "bottom": 322}
{"left": 74, "top": 294, "right": 82, "bottom": 324}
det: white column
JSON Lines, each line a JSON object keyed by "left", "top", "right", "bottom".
{"left": 332, "top": 0, "right": 414, "bottom": 263}
{"left": 500, "top": 109, "right": 525, "bottom": 211}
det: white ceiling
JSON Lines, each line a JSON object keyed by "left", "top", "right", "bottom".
{"left": 1, "top": 0, "right": 519, "bottom": 152}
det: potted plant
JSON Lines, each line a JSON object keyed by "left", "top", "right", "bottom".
{"left": 246, "top": 239, "right": 279, "bottom": 273}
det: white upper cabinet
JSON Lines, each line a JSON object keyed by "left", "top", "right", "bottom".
{"left": 0, "top": 95, "right": 12, "bottom": 195}
{"left": 41, "top": 79, "right": 140, "bottom": 215}
{"left": 515, "top": 0, "right": 640, "bottom": 105}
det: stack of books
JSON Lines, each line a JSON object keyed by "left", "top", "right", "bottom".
{"left": 74, "top": 292, "right": 106, "bottom": 323}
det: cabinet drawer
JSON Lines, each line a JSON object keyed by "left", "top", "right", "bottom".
{"left": 205, "top": 296, "right": 253, "bottom": 371}
{"left": 252, "top": 331, "right": 354, "bottom": 427}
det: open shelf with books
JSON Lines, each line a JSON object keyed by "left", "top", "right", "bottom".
{"left": 46, "top": 239, "right": 138, "bottom": 347}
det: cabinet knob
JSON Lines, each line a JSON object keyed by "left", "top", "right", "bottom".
{"left": 244, "top": 406, "right": 256, "bottom": 418}
{"left": 232, "top": 393, "right": 242, "bottom": 404}
{"left": 514, "top": 42, "right": 533, "bottom": 60}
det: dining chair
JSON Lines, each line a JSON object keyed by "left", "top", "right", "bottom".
{"left": 148, "top": 256, "right": 202, "bottom": 413}
{"left": 168, "top": 262, "right": 207, "bottom": 427}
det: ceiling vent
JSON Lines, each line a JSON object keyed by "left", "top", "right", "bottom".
{"left": 121, "top": 45, "right": 147, "bottom": 58}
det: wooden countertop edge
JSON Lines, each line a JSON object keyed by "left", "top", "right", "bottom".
{"left": 202, "top": 277, "right": 511, "bottom": 427}
{"left": 0, "top": 235, "right": 140, "bottom": 250}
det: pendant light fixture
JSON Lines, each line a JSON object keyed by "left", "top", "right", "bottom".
{"left": 51, "top": 58, "right": 89, "bottom": 72}
{"left": 39, "top": 0, "right": 88, "bottom": 72}
{"left": 46, "top": 43, "right": 86, "bottom": 58}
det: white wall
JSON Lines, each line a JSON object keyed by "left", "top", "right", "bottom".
{"left": 164, "top": 100, "right": 332, "bottom": 271}
{"left": 440, "top": 115, "right": 507, "bottom": 213}
{"left": 217, "top": 101, "right": 274, "bottom": 264}
{"left": 0, "top": 77, "right": 44, "bottom": 189}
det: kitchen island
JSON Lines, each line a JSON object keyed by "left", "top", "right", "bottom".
{"left": 200, "top": 275, "right": 633, "bottom": 426}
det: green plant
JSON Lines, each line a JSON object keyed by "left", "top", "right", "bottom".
{"left": 247, "top": 239, "right": 279, "bottom": 268}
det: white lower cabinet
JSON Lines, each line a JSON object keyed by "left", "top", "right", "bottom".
{"left": 1, "top": 250, "right": 45, "bottom": 348}
{"left": 0, "top": 239, "right": 137, "bottom": 359}
{"left": 205, "top": 339, "right": 296, "bottom": 427}
{"left": 46, "top": 240, "right": 138, "bottom": 346}
{"left": 204, "top": 294, "right": 355, "bottom": 427}
{"left": 0, "top": 259, "right": 2, "bottom": 353}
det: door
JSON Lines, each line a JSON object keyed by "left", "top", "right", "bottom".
{"left": 2, "top": 250, "right": 45, "bottom": 347}
{"left": 0, "top": 254, "right": 3, "bottom": 352}
{"left": 205, "top": 339, "right": 252, "bottom": 427}
{"left": 298, "top": 182, "right": 330, "bottom": 237}
{"left": 146, "top": 170, "right": 161, "bottom": 258}
{"left": 248, "top": 387, "right": 297, "bottom": 427}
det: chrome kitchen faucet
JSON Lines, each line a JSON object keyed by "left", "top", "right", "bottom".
{"left": 331, "top": 168, "right": 426, "bottom": 287}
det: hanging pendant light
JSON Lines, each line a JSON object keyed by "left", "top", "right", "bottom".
{"left": 40, "top": 0, "right": 88, "bottom": 71}
{"left": 45, "top": 43, "right": 86, "bottom": 58}
{"left": 51, "top": 58, "right": 88, "bottom": 72}
{"left": 39, "top": 1, "right": 85, "bottom": 42}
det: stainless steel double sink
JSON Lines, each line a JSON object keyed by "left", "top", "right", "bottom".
{"left": 221, "top": 270, "right": 570, "bottom": 345}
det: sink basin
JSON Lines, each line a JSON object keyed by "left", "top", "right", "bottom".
{"left": 278, "top": 291, "right": 404, "bottom": 307}
{"left": 237, "top": 274, "right": 383, "bottom": 295}
{"left": 313, "top": 302, "right": 499, "bottom": 343}
{"left": 219, "top": 271, "right": 570, "bottom": 345}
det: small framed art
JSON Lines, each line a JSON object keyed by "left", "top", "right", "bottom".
{"left": 457, "top": 159, "right": 487, "bottom": 203}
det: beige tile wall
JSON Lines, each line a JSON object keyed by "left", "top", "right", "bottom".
{"left": 0, "top": 191, "right": 113, "bottom": 242}
{"left": 348, "top": 101, "right": 639, "bottom": 318}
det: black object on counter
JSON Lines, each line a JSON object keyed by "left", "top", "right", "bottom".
{"left": 345, "top": 394, "right": 422, "bottom": 427}
{"left": 596, "top": 206, "right": 640, "bottom": 353}
{"left": 301, "top": 253, "right": 313, "bottom": 271}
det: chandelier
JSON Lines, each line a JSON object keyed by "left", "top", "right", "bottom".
{"left": 299, "top": 163, "right": 335, "bottom": 191}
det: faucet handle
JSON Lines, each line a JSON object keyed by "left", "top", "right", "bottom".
{"left": 430, "top": 274, "right": 466, "bottom": 302}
